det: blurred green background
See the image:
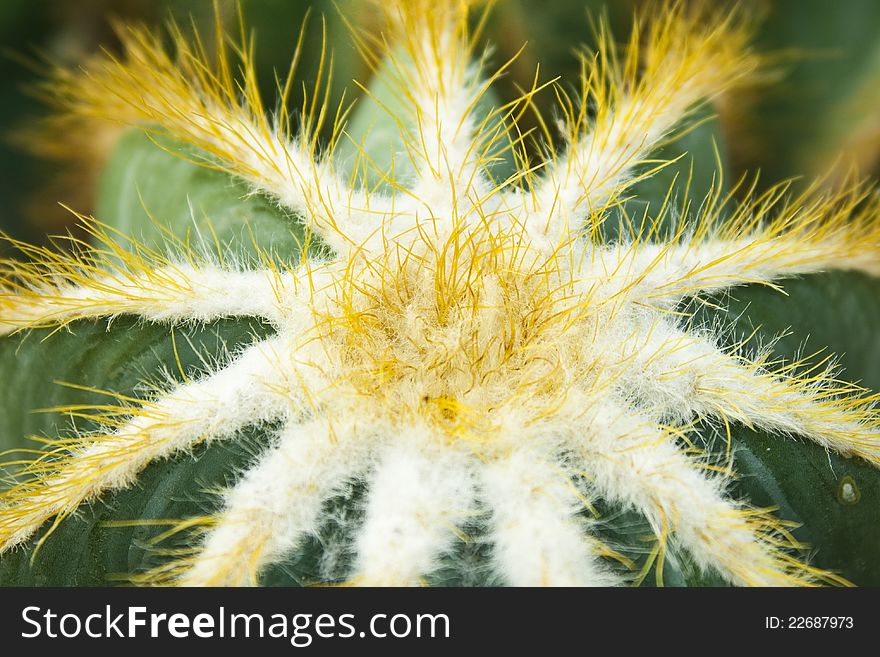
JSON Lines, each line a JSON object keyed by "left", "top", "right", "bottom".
{"left": 2, "top": 0, "right": 880, "bottom": 248}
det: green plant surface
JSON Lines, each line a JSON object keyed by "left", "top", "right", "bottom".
{"left": 3, "top": 108, "right": 879, "bottom": 585}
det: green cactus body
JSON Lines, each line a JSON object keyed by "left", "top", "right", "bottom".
{"left": 1, "top": 1, "right": 880, "bottom": 587}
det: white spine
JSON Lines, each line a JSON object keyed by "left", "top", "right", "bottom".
{"left": 0, "top": 265, "right": 298, "bottom": 335}
{"left": 180, "top": 417, "right": 371, "bottom": 586}
{"left": 351, "top": 431, "right": 475, "bottom": 585}
{"left": 576, "top": 402, "right": 803, "bottom": 586}
{"left": 608, "top": 315, "right": 880, "bottom": 463}
{"left": 593, "top": 238, "right": 880, "bottom": 310}
{"left": 0, "top": 336, "right": 289, "bottom": 552}
{"left": 481, "top": 449, "right": 619, "bottom": 586}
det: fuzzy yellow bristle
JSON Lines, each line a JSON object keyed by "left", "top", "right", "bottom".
{"left": 525, "top": 3, "right": 761, "bottom": 248}
{"left": 0, "top": 213, "right": 299, "bottom": 336}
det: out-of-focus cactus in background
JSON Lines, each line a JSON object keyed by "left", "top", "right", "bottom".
{"left": 5, "top": 0, "right": 880, "bottom": 237}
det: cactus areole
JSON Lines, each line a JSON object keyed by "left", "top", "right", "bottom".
{"left": 1, "top": 1, "right": 880, "bottom": 587}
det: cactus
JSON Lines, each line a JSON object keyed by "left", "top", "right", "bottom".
{"left": 1, "top": 0, "right": 879, "bottom": 586}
